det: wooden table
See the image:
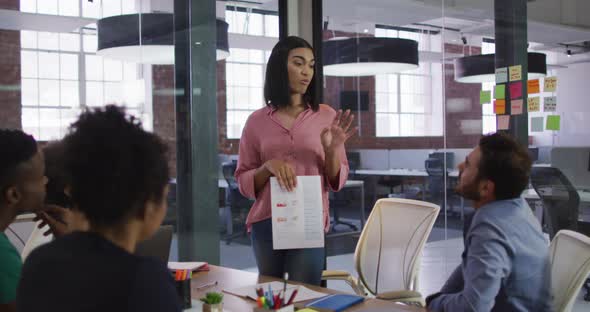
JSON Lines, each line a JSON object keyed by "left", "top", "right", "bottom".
{"left": 190, "top": 265, "right": 425, "bottom": 311}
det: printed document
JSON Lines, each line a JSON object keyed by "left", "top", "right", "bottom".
{"left": 270, "top": 176, "right": 324, "bottom": 250}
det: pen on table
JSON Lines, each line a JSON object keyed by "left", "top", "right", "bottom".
{"left": 283, "top": 272, "right": 288, "bottom": 305}
{"left": 195, "top": 280, "right": 218, "bottom": 290}
{"left": 286, "top": 286, "right": 299, "bottom": 305}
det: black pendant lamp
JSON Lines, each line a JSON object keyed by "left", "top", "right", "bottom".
{"left": 323, "top": 37, "right": 419, "bottom": 76}
{"left": 454, "top": 52, "right": 546, "bottom": 83}
{"left": 97, "top": 13, "right": 229, "bottom": 64}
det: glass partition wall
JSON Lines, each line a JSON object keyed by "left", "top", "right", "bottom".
{"left": 2, "top": 1, "right": 590, "bottom": 308}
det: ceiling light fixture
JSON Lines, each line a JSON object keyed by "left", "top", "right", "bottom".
{"left": 323, "top": 37, "right": 419, "bottom": 76}
{"left": 97, "top": 13, "right": 229, "bottom": 64}
{"left": 454, "top": 52, "right": 547, "bottom": 83}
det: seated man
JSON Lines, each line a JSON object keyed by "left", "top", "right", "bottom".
{"left": 17, "top": 106, "right": 181, "bottom": 312}
{"left": 427, "top": 132, "right": 552, "bottom": 312}
{"left": 0, "top": 129, "right": 47, "bottom": 312}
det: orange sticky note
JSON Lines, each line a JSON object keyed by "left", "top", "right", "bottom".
{"left": 527, "top": 79, "right": 540, "bottom": 94}
{"left": 497, "top": 115, "right": 510, "bottom": 130}
{"left": 511, "top": 99, "right": 523, "bottom": 115}
{"left": 494, "top": 99, "right": 506, "bottom": 114}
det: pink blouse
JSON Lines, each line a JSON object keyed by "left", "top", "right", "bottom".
{"left": 235, "top": 104, "right": 349, "bottom": 231}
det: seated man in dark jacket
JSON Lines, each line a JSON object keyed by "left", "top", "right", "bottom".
{"left": 427, "top": 133, "right": 552, "bottom": 312}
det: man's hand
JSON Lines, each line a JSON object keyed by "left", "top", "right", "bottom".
{"left": 34, "top": 205, "right": 88, "bottom": 237}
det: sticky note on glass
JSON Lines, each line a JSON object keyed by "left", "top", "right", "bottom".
{"left": 531, "top": 117, "right": 544, "bottom": 132}
{"left": 527, "top": 97, "right": 540, "bottom": 112}
{"left": 544, "top": 76, "right": 557, "bottom": 92}
{"left": 544, "top": 96, "right": 557, "bottom": 112}
{"left": 497, "top": 115, "right": 510, "bottom": 130}
{"left": 510, "top": 81, "right": 523, "bottom": 99}
{"left": 494, "top": 99, "right": 506, "bottom": 114}
{"left": 494, "top": 85, "right": 506, "bottom": 99}
{"left": 495, "top": 67, "right": 508, "bottom": 84}
{"left": 509, "top": 65, "right": 522, "bottom": 82}
{"left": 511, "top": 99, "right": 523, "bottom": 115}
{"left": 480, "top": 90, "right": 491, "bottom": 104}
{"left": 527, "top": 79, "right": 540, "bottom": 94}
{"left": 546, "top": 115, "right": 561, "bottom": 131}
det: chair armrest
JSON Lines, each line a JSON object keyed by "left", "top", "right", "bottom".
{"left": 377, "top": 290, "right": 424, "bottom": 307}
{"left": 322, "top": 270, "right": 352, "bottom": 280}
{"left": 321, "top": 270, "right": 366, "bottom": 296}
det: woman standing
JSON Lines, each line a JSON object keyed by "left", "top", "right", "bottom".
{"left": 235, "top": 36, "right": 356, "bottom": 285}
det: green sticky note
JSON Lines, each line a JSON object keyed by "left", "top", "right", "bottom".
{"left": 494, "top": 85, "right": 505, "bottom": 99}
{"left": 531, "top": 117, "right": 544, "bottom": 132}
{"left": 480, "top": 90, "right": 491, "bottom": 104}
{"left": 546, "top": 115, "right": 561, "bottom": 131}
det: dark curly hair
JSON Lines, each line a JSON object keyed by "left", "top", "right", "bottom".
{"left": 478, "top": 132, "right": 532, "bottom": 200}
{"left": 0, "top": 129, "right": 37, "bottom": 201}
{"left": 264, "top": 36, "right": 318, "bottom": 111}
{"left": 62, "top": 106, "right": 169, "bottom": 227}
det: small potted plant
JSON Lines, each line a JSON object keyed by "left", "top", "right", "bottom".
{"left": 200, "top": 292, "right": 224, "bottom": 312}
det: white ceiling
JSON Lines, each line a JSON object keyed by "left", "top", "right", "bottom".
{"left": 0, "top": 9, "right": 96, "bottom": 32}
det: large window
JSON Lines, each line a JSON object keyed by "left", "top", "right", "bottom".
{"left": 374, "top": 27, "right": 443, "bottom": 137}
{"left": 224, "top": 8, "right": 278, "bottom": 139}
{"left": 481, "top": 39, "right": 496, "bottom": 134}
{"left": 20, "top": 1, "right": 148, "bottom": 140}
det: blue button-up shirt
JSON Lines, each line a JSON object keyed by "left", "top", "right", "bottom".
{"left": 428, "top": 198, "right": 552, "bottom": 312}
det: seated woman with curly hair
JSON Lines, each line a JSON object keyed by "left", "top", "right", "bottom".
{"left": 16, "top": 106, "right": 181, "bottom": 312}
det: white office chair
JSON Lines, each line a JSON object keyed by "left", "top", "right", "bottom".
{"left": 549, "top": 230, "right": 590, "bottom": 312}
{"left": 20, "top": 221, "right": 53, "bottom": 261}
{"left": 322, "top": 198, "right": 440, "bottom": 306}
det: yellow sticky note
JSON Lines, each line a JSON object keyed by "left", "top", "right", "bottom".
{"left": 527, "top": 97, "right": 540, "bottom": 112}
{"left": 527, "top": 79, "right": 540, "bottom": 94}
{"left": 497, "top": 115, "right": 510, "bottom": 130}
{"left": 509, "top": 65, "right": 522, "bottom": 82}
{"left": 546, "top": 115, "right": 561, "bottom": 131}
{"left": 494, "top": 85, "right": 506, "bottom": 99}
{"left": 480, "top": 90, "right": 491, "bottom": 104}
{"left": 494, "top": 99, "right": 506, "bottom": 115}
{"left": 544, "top": 76, "right": 557, "bottom": 92}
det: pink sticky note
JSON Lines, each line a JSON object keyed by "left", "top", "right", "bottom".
{"left": 509, "top": 81, "right": 522, "bottom": 99}
{"left": 497, "top": 115, "right": 510, "bottom": 130}
{"left": 511, "top": 99, "right": 523, "bottom": 115}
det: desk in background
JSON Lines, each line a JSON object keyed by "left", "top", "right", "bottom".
{"left": 191, "top": 265, "right": 424, "bottom": 312}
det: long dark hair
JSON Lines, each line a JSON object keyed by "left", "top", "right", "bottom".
{"left": 264, "top": 36, "right": 318, "bottom": 111}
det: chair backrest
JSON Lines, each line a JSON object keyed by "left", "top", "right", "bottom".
{"left": 21, "top": 222, "right": 53, "bottom": 261}
{"left": 549, "top": 230, "right": 590, "bottom": 312}
{"left": 222, "top": 160, "right": 239, "bottom": 189}
{"left": 347, "top": 152, "right": 360, "bottom": 174}
{"left": 530, "top": 167, "right": 580, "bottom": 239}
{"left": 354, "top": 198, "right": 440, "bottom": 295}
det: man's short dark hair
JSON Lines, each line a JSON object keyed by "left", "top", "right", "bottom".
{"left": 63, "top": 106, "right": 169, "bottom": 227}
{"left": 478, "top": 132, "right": 532, "bottom": 200}
{"left": 0, "top": 129, "right": 37, "bottom": 201}
{"left": 264, "top": 36, "right": 318, "bottom": 111}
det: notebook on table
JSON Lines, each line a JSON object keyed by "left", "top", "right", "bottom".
{"left": 303, "top": 294, "right": 364, "bottom": 312}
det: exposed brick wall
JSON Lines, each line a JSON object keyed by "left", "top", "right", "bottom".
{"left": 152, "top": 65, "right": 176, "bottom": 177}
{"left": 0, "top": 0, "right": 21, "bottom": 130}
{"left": 0, "top": 0, "right": 18, "bottom": 10}
{"left": 152, "top": 62, "right": 230, "bottom": 177}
